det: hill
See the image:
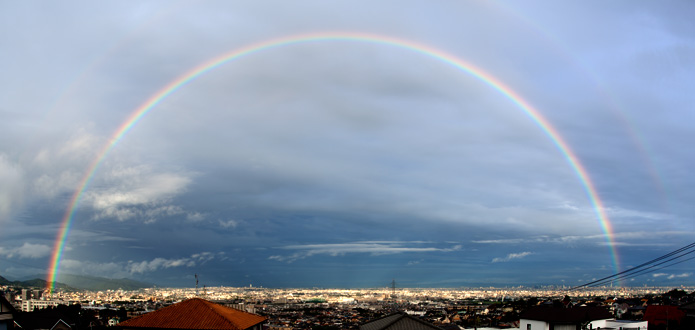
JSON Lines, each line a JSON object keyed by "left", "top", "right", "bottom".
{"left": 55, "top": 274, "right": 154, "bottom": 291}
{"left": 3, "top": 274, "right": 153, "bottom": 291}
{"left": 0, "top": 275, "right": 74, "bottom": 291}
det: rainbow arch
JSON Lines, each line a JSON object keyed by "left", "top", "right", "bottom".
{"left": 46, "top": 32, "right": 619, "bottom": 292}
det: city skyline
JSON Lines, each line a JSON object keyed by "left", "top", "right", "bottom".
{"left": 1, "top": 1, "right": 694, "bottom": 288}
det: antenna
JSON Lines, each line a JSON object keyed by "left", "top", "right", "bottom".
{"left": 195, "top": 274, "right": 199, "bottom": 296}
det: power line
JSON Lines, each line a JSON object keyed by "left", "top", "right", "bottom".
{"left": 570, "top": 241, "right": 695, "bottom": 290}
{"left": 584, "top": 250, "right": 695, "bottom": 287}
{"left": 597, "top": 255, "right": 695, "bottom": 285}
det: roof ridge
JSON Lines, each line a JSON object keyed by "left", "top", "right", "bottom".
{"left": 363, "top": 313, "right": 442, "bottom": 330}
{"left": 377, "top": 313, "right": 409, "bottom": 330}
{"left": 198, "top": 299, "right": 242, "bottom": 329}
{"left": 117, "top": 297, "right": 266, "bottom": 330}
{"left": 396, "top": 313, "right": 443, "bottom": 330}
{"left": 118, "top": 297, "right": 186, "bottom": 324}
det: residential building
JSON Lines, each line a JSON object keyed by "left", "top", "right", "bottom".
{"left": 13, "top": 308, "right": 76, "bottom": 330}
{"left": 20, "top": 290, "right": 31, "bottom": 302}
{"left": 360, "top": 313, "right": 443, "bottom": 330}
{"left": 596, "top": 319, "right": 648, "bottom": 329}
{"left": 0, "top": 295, "right": 16, "bottom": 330}
{"left": 519, "top": 306, "right": 613, "bottom": 330}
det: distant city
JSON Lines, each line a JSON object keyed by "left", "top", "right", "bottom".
{"left": 3, "top": 274, "right": 695, "bottom": 329}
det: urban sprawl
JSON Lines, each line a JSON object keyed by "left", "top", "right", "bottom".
{"left": 3, "top": 284, "right": 695, "bottom": 329}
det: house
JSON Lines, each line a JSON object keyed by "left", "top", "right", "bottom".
{"left": 599, "top": 319, "right": 648, "bottom": 330}
{"left": 13, "top": 318, "right": 71, "bottom": 330}
{"left": 117, "top": 298, "right": 267, "bottom": 330}
{"left": 519, "top": 306, "right": 613, "bottom": 330}
{"left": 360, "top": 313, "right": 443, "bottom": 330}
{"left": 1, "top": 295, "right": 16, "bottom": 330}
{"left": 13, "top": 310, "right": 73, "bottom": 330}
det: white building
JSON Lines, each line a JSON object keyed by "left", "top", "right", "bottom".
{"left": 21, "top": 299, "right": 74, "bottom": 312}
{"left": 595, "top": 319, "right": 648, "bottom": 329}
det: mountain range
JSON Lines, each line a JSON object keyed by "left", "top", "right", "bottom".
{"left": 1, "top": 274, "right": 154, "bottom": 291}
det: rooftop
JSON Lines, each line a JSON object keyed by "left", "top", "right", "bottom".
{"left": 117, "top": 298, "right": 266, "bottom": 330}
{"left": 360, "top": 313, "right": 443, "bottom": 330}
{"left": 520, "top": 306, "right": 613, "bottom": 323}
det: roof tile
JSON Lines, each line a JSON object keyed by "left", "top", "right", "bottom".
{"left": 118, "top": 298, "right": 266, "bottom": 330}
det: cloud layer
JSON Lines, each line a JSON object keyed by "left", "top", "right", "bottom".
{"left": 1, "top": 1, "right": 693, "bottom": 287}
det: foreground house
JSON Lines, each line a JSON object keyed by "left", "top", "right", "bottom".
{"left": 13, "top": 309, "right": 74, "bottom": 330}
{"left": 1, "top": 295, "right": 16, "bottom": 330}
{"left": 519, "top": 306, "right": 648, "bottom": 330}
{"left": 117, "top": 298, "right": 266, "bottom": 330}
{"left": 520, "top": 306, "right": 613, "bottom": 330}
{"left": 360, "top": 313, "right": 443, "bottom": 330}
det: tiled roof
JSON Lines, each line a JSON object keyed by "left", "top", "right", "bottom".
{"left": 360, "top": 313, "right": 442, "bottom": 330}
{"left": 117, "top": 298, "right": 266, "bottom": 330}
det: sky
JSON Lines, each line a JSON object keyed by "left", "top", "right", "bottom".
{"left": 1, "top": 1, "right": 694, "bottom": 289}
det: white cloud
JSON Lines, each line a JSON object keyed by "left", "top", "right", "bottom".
{"left": 127, "top": 252, "right": 223, "bottom": 274}
{"left": 492, "top": 252, "right": 532, "bottom": 263}
{"left": 219, "top": 219, "right": 239, "bottom": 229}
{"left": 83, "top": 165, "right": 193, "bottom": 222}
{"left": 605, "top": 207, "right": 676, "bottom": 221}
{"left": 0, "top": 242, "right": 51, "bottom": 259}
{"left": 187, "top": 212, "right": 205, "bottom": 222}
{"left": 58, "top": 252, "right": 225, "bottom": 277}
{"left": 128, "top": 258, "right": 193, "bottom": 273}
{"left": 269, "top": 241, "right": 461, "bottom": 263}
{"left": 474, "top": 231, "right": 694, "bottom": 247}
{"left": 668, "top": 273, "right": 691, "bottom": 280}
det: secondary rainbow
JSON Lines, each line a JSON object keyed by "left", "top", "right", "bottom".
{"left": 46, "top": 32, "right": 619, "bottom": 292}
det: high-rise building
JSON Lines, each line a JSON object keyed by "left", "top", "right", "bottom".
{"left": 20, "top": 289, "right": 31, "bottom": 301}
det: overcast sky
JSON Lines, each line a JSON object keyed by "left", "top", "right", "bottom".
{"left": 1, "top": 1, "right": 694, "bottom": 288}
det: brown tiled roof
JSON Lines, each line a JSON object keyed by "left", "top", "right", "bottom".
{"left": 117, "top": 298, "right": 266, "bottom": 330}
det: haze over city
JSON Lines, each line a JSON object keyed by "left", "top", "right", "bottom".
{"left": 1, "top": 1, "right": 693, "bottom": 288}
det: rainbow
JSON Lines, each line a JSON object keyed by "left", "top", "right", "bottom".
{"left": 46, "top": 32, "right": 619, "bottom": 292}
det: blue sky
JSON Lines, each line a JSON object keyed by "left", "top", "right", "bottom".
{"left": 1, "top": 1, "right": 694, "bottom": 288}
